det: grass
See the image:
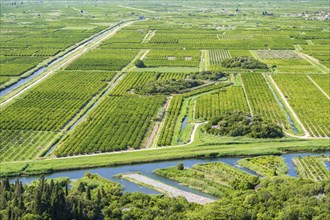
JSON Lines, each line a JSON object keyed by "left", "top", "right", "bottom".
{"left": 0, "top": 136, "right": 329, "bottom": 177}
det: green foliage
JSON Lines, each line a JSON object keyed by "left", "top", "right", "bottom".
{"left": 56, "top": 95, "right": 165, "bottom": 156}
{"left": 154, "top": 161, "right": 260, "bottom": 197}
{"left": 241, "top": 73, "right": 287, "bottom": 127}
{"left": 157, "top": 95, "right": 183, "bottom": 146}
{"left": 221, "top": 56, "right": 268, "bottom": 69}
{"left": 0, "top": 173, "right": 196, "bottom": 220}
{"left": 0, "top": 71, "right": 114, "bottom": 162}
{"left": 196, "top": 86, "right": 249, "bottom": 120}
{"left": 203, "top": 111, "right": 284, "bottom": 138}
{"left": 134, "top": 59, "right": 146, "bottom": 68}
{"left": 188, "top": 177, "right": 330, "bottom": 219}
{"left": 176, "top": 163, "right": 184, "bottom": 170}
{"left": 238, "top": 155, "right": 288, "bottom": 177}
{"left": 135, "top": 79, "right": 203, "bottom": 95}
{"left": 293, "top": 156, "right": 330, "bottom": 181}
{"left": 188, "top": 71, "right": 227, "bottom": 81}
{"left": 67, "top": 49, "right": 139, "bottom": 71}
{"left": 273, "top": 74, "right": 330, "bottom": 137}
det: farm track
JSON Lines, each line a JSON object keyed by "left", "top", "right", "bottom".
{"left": 145, "top": 122, "right": 160, "bottom": 149}
{"left": 123, "top": 173, "right": 215, "bottom": 205}
{"left": 152, "top": 96, "right": 173, "bottom": 148}
{"left": 142, "top": 31, "right": 156, "bottom": 43}
{"left": 41, "top": 122, "right": 204, "bottom": 160}
{"left": 0, "top": 20, "right": 137, "bottom": 107}
{"left": 178, "top": 122, "right": 206, "bottom": 146}
{"left": 239, "top": 74, "right": 254, "bottom": 116}
{"left": 296, "top": 51, "right": 329, "bottom": 74}
{"left": 307, "top": 75, "right": 330, "bottom": 100}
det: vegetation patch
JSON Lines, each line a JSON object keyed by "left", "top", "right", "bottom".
{"left": 154, "top": 161, "right": 259, "bottom": 197}
{"left": 221, "top": 56, "right": 268, "bottom": 69}
{"left": 134, "top": 79, "right": 203, "bottom": 95}
{"left": 238, "top": 155, "right": 288, "bottom": 177}
{"left": 187, "top": 71, "right": 227, "bottom": 81}
{"left": 203, "top": 111, "right": 284, "bottom": 138}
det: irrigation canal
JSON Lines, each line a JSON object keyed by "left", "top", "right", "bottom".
{"left": 9, "top": 152, "right": 330, "bottom": 200}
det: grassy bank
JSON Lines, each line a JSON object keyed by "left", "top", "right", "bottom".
{"left": 0, "top": 138, "right": 329, "bottom": 178}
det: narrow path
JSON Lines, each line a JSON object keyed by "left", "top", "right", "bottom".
{"left": 123, "top": 174, "right": 215, "bottom": 205}
{"left": 173, "top": 122, "right": 206, "bottom": 147}
{"left": 142, "top": 31, "right": 156, "bottom": 43}
{"left": 199, "top": 50, "right": 209, "bottom": 72}
{"left": 0, "top": 20, "right": 137, "bottom": 107}
{"left": 307, "top": 75, "right": 330, "bottom": 100}
{"left": 269, "top": 75, "right": 310, "bottom": 137}
{"left": 118, "top": 5, "right": 157, "bottom": 13}
{"left": 239, "top": 74, "right": 254, "bottom": 116}
{"left": 152, "top": 96, "right": 173, "bottom": 147}
{"left": 123, "top": 49, "right": 150, "bottom": 72}
{"left": 296, "top": 51, "right": 329, "bottom": 74}
{"left": 145, "top": 122, "right": 160, "bottom": 149}
{"left": 140, "top": 49, "right": 150, "bottom": 60}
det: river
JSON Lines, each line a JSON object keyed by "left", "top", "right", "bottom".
{"left": 9, "top": 152, "right": 329, "bottom": 198}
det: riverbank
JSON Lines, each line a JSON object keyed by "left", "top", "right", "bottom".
{"left": 1, "top": 138, "right": 329, "bottom": 178}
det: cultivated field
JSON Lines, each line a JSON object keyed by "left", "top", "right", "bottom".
{"left": 0, "top": 0, "right": 329, "bottom": 177}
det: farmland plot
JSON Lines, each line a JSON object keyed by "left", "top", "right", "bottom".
{"left": 293, "top": 156, "right": 330, "bottom": 181}
{"left": 209, "top": 50, "right": 231, "bottom": 66}
{"left": 255, "top": 50, "right": 300, "bottom": 59}
{"left": 56, "top": 95, "right": 165, "bottom": 156}
{"left": 308, "top": 74, "right": 330, "bottom": 96}
{"left": 262, "top": 59, "right": 320, "bottom": 74}
{"left": 0, "top": 71, "right": 114, "bottom": 161}
{"left": 66, "top": 49, "right": 139, "bottom": 71}
{"left": 241, "top": 73, "right": 287, "bottom": 126}
{"left": 195, "top": 86, "right": 249, "bottom": 120}
{"left": 143, "top": 50, "right": 200, "bottom": 67}
{"left": 272, "top": 74, "right": 330, "bottom": 137}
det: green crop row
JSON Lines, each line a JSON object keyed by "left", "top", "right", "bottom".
{"left": 55, "top": 95, "right": 166, "bottom": 156}
{"left": 273, "top": 74, "right": 330, "bottom": 137}
{"left": 195, "top": 86, "right": 249, "bottom": 120}
{"left": 241, "top": 73, "right": 287, "bottom": 126}
{"left": 293, "top": 156, "right": 330, "bottom": 181}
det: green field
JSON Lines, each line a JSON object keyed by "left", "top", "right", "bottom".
{"left": 0, "top": 0, "right": 329, "bottom": 218}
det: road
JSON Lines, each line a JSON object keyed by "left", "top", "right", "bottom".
{"left": 0, "top": 20, "right": 137, "bottom": 107}
{"left": 123, "top": 173, "right": 215, "bottom": 205}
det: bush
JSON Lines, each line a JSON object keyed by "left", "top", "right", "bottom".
{"left": 188, "top": 71, "right": 227, "bottom": 81}
{"left": 221, "top": 57, "right": 268, "bottom": 69}
{"left": 203, "top": 111, "right": 284, "bottom": 138}
{"left": 135, "top": 59, "right": 146, "bottom": 68}
{"left": 176, "top": 163, "right": 184, "bottom": 170}
{"left": 134, "top": 79, "right": 203, "bottom": 95}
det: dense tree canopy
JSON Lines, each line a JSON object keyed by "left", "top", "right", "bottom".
{"left": 0, "top": 173, "right": 196, "bottom": 220}
{"left": 203, "top": 111, "right": 284, "bottom": 138}
{"left": 188, "top": 71, "right": 227, "bottom": 81}
{"left": 188, "top": 177, "right": 330, "bottom": 220}
{"left": 1, "top": 173, "right": 329, "bottom": 219}
{"left": 134, "top": 79, "right": 203, "bottom": 95}
{"left": 221, "top": 56, "right": 268, "bottom": 69}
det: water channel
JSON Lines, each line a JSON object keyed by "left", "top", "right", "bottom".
{"left": 10, "top": 152, "right": 329, "bottom": 199}
{"left": 0, "top": 21, "right": 127, "bottom": 97}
